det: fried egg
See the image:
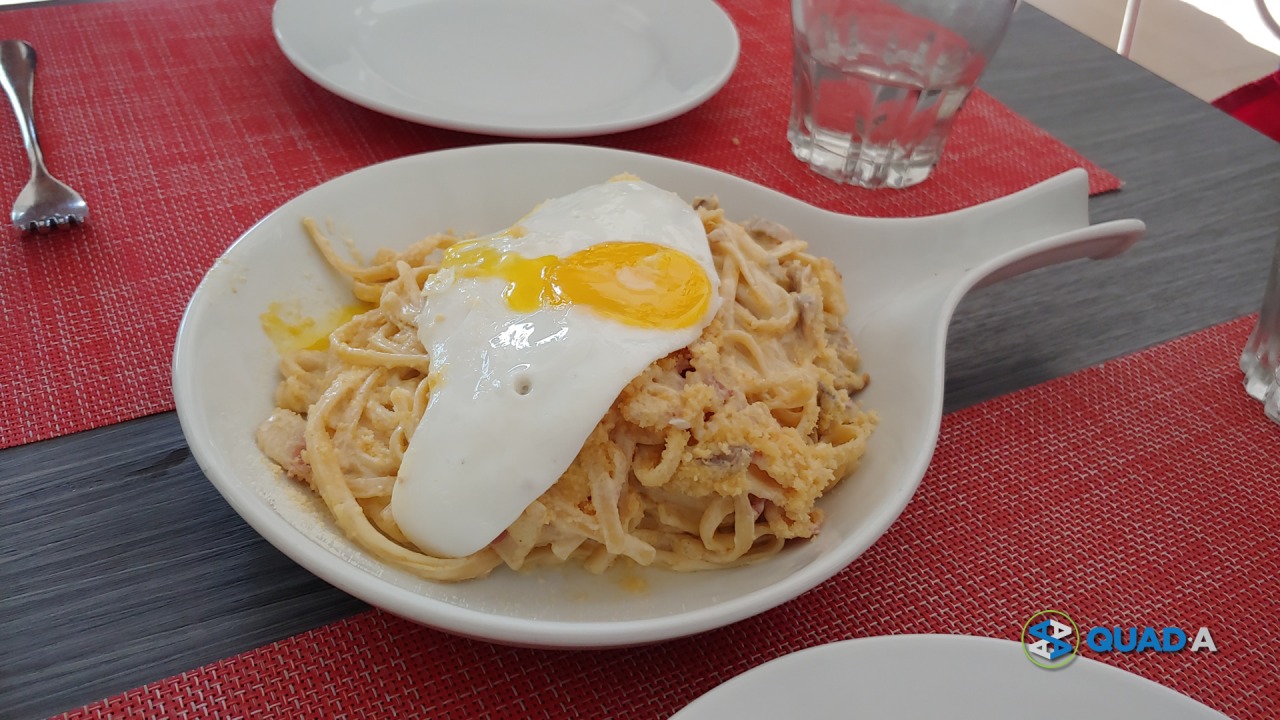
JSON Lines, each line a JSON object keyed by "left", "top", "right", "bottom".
{"left": 391, "top": 179, "right": 721, "bottom": 558}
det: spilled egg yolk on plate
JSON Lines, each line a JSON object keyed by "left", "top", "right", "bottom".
{"left": 391, "top": 179, "right": 722, "bottom": 557}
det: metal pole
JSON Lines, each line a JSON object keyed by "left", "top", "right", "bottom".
{"left": 1118, "top": 0, "right": 1142, "bottom": 57}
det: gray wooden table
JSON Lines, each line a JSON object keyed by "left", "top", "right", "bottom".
{"left": 2, "top": 5, "right": 1278, "bottom": 719}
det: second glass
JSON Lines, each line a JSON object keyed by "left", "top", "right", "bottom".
{"left": 1240, "top": 228, "right": 1280, "bottom": 424}
{"left": 788, "top": 0, "right": 1018, "bottom": 189}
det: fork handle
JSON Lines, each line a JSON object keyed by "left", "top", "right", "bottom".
{"left": 0, "top": 40, "right": 45, "bottom": 177}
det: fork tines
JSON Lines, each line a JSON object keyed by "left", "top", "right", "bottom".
{"left": 21, "top": 214, "right": 82, "bottom": 234}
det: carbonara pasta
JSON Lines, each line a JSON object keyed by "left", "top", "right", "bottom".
{"left": 257, "top": 195, "right": 876, "bottom": 581}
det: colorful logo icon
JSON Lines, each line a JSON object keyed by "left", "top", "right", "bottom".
{"left": 1022, "top": 610, "right": 1080, "bottom": 669}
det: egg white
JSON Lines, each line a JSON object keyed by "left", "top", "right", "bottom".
{"left": 391, "top": 180, "right": 721, "bottom": 558}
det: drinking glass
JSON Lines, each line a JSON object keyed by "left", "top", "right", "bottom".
{"left": 788, "top": 0, "right": 1018, "bottom": 189}
{"left": 1240, "top": 229, "right": 1280, "bottom": 424}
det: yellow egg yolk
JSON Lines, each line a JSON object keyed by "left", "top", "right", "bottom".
{"left": 441, "top": 239, "right": 712, "bottom": 329}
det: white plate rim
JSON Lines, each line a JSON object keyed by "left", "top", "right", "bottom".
{"left": 270, "top": 0, "right": 742, "bottom": 138}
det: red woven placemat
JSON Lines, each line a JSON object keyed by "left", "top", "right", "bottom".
{"left": 0, "top": 0, "right": 1119, "bottom": 450}
{"left": 55, "top": 316, "right": 1278, "bottom": 719}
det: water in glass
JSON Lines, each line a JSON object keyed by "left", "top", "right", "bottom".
{"left": 788, "top": 0, "right": 1016, "bottom": 189}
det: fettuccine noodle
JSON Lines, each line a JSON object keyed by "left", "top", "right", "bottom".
{"left": 256, "top": 196, "right": 876, "bottom": 581}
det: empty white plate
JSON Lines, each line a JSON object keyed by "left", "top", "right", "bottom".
{"left": 672, "top": 636, "right": 1229, "bottom": 719}
{"left": 272, "top": 0, "right": 741, "bottom": 137}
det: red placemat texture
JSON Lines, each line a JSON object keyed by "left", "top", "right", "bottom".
{"left": 55, "top": 316, "right": 1279, "bottom": 719}
{"left": 0, "top": 0, "right": 1120, "bottom": 450}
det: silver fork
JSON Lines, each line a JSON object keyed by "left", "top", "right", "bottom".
{"left": 0, "top": 39, "right": 88, "bottom": 233}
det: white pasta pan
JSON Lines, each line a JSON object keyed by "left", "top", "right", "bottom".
{"left": 172, "top": 143, "right": 1144, "bottom": 648}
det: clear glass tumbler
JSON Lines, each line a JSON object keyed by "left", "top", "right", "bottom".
{"left": 788, "top": 0, "right": 1018, "bottom": 189}
{"left": 1240, "top": 229, "right": 1280, "bottom": 424}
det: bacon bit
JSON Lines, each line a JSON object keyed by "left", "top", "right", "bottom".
{"left": 817, "top": 382, "right": 838, "bottom": 402}
{"left": 744, "top": 218, "right": 799, "bottom": 245}
{"left": 700, "top": 445, "right": 752, "bottom": 472}
{"left": 667, "top": 347, "right": 694, "bottom": 378}
{"left": 704, "top": 374, "right": 734, "bottom": 402}
{"left": 750, "top": 495, "right": 766, "bottom": 520}
{"left": 796, "top": 293, "right": 821, "bottom": 331}
{"left": 287, "top": 444, "right": 311, "bottom": 483}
